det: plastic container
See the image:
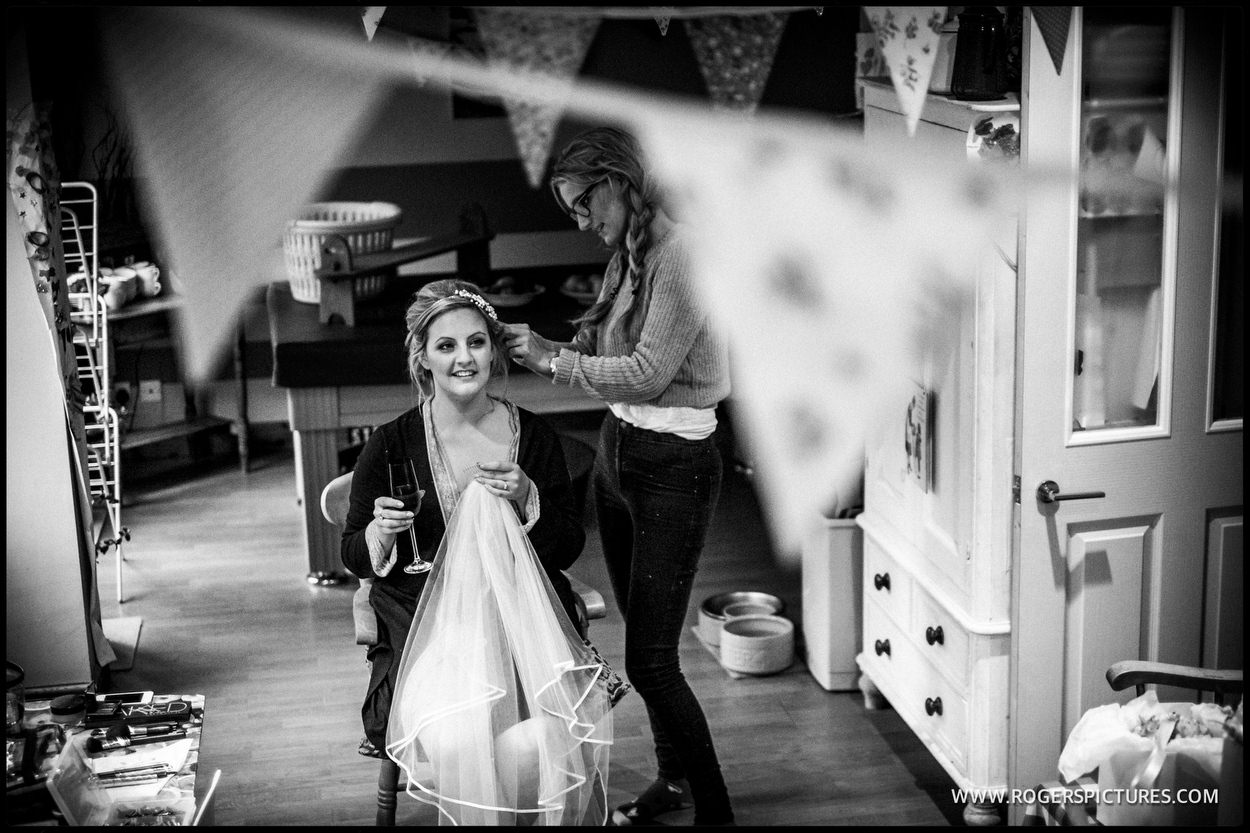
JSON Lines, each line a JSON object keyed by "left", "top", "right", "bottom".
{"left": 283, "top": 201, "right": 401, "bottom": 304}
{"left": 50, "top": 694, "right": 85, "bottom": 726}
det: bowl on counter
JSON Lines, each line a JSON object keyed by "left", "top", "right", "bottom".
{"left": 482, "top": 284, "right": 545, "bottom": 308}
{"left": 698, "top": 591, "right": 785, "bottom": 647}
{"left": 559, "top": 286, "right": 599, "bottom": 306}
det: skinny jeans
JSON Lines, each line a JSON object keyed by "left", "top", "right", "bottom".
{"left": 593, "top": 413, "right": 733, "bottom": 824}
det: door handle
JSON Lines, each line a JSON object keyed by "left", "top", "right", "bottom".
{"left": 1036, "top": 480, "right": 1106, "bottom": 504}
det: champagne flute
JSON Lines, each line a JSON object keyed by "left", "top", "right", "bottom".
{"left": 387, "top": 456, "right": 430, "bottom": 574}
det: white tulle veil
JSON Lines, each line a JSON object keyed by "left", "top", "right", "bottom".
{"left": 385, "top": 480, "right": 612, "bottom": 825}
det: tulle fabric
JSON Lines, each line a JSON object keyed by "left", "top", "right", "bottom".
{"left": 385, "top": 481, "right": 612, "bottom": 825}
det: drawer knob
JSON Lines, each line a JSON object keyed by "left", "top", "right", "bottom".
{"left": 873, "top": 572, "right": 891, "bottom": 591}
{"left": 874, "top": 638, "right": 891, "bottom": 657}
{"left": 925, "top": 625, "right": 945, "bottom": 646}
{"left": 925, "top": 696, "right": 943, "bottom": 716}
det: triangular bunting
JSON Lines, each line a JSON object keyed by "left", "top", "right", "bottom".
{"left": 685, "top": 13, "right": 789, "bottom": 114}
{"left": 640, "top": 112, "right": 1007, "bottom": 554}
{"left": 656, "top": 16, "right": 671, "bottom": 36}
{"left": 406, "top": 37, "right": 455, "bottom": 87}
{"left": 473, "top": 8, "right": 600, "bottom": 188}
{"left": 361, "top": 6, "right": 386, "bottom": 42}
{"left": 98, "top": 7, "right": 391, "bottom": 383}
{"left": 1031, "top": 6, "right": 1072, "bottom": 76}
{"left": 864, "top": 7, "right": 946, "bottom": 136}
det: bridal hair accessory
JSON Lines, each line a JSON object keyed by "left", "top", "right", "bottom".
{"left": 455, "top": 289, "right": 498, "bottom": 321}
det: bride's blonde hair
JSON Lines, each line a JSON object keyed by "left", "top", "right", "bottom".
{"left": 404, "top": 279, "right": 508, "bottom": 401}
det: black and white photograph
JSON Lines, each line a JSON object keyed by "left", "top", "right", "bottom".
{"left": 7, "top": 5, "right": 1242, "bottom": 827}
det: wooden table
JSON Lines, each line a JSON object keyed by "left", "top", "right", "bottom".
{"left": 266, "top": 280, "right": 605, "bottom": 583}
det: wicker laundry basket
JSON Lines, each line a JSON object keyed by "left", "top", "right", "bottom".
{"left": 284, "top": 202, "right": 402, "bottom": 304}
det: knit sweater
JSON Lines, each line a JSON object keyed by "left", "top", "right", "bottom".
{"left": 552, "top": 227, "right": 730, "bottom": 408}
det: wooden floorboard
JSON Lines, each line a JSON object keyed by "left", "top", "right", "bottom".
{"left": 97, "top": 429, "right": 962, "bottom": 826}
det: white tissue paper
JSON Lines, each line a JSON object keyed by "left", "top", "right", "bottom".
{"left": 1058, "top": 690, "right": 1230, "bottom": 826}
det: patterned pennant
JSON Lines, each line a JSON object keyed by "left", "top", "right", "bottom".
{"left": 864, "top": 7, "right": 946, "bottom": 136}
{"left": 655, "top": 16, "right": 671, "bottom": 36}
{"left": 685, "top": 13, "right": 789, "bottom": 113}
{"left": 474, "top": 9, "right": 600, "bottom": 188}
{"left": 98, "top": 8, "right": 391, "bottom": 384}
{"left": 361, "top": 6, "right": 386, "bottom": 42}
{"left": 1031, "top": 6, "right": 1072, "bottom": 76}
{"left": 639, "top": 113, "right": 1007, "bottom": 555}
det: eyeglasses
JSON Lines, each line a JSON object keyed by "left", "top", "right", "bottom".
{"left": 566, "top": 178, "right": 606, "bottom": 219}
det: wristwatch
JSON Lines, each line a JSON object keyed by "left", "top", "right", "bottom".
{"left": 548, "top": 353, "right": 559, "bottom": 380}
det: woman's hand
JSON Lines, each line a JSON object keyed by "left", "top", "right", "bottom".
{"left": 371, "top": 494, "right": 419, "bottom": 543}
{"left": 473, "top": 461, "right": 532, "bottom": 506}
{"left": 503, "top": 323, "right": 557, "bottom": 376}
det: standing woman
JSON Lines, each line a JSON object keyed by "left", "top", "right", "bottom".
{"left": 505, "top": 127, "right": 734, "bottom": 826}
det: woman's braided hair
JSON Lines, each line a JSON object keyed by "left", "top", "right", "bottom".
{"left": 550, "top": 127, "right": 660, "bottom": 335}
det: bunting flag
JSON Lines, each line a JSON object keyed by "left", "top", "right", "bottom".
{"left": 473, "top": 8, "right": 600, "bottom": 188}
{"left": 97, "top": 7, "right": 393, "bottom": 385}
{"left": 406, "top": 37, "right": 455, "bottom": 87}
{"left": 1031, "top": 6, "right": 1072, "bottom": 76}
{"left": 864, "top": 7, "right": 946, "bottom": 136}
{"left": 96, "top": 7, "right": 1010, "bottom": 561}
{"left": 685, "top": 13, "right": 789, "bottom": 113}
{"left": 360, "top": 6, "right": 386, "bottom": 42}
{"left": 640, "top": 114, "right": 1007, "bottom": 554}
{"left": 655, "top": 16, "right": 671, "bottom": 36}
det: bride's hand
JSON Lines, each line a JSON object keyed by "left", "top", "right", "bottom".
{"left": 473, "top": 461, "right": 532, "bottom": 505}
{"left": 372, "top": 494, "right": 419, "bottom": 541}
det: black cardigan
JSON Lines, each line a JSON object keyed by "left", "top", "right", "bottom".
{"left": 340, "top": 403, "right": 586, "bottom": 747}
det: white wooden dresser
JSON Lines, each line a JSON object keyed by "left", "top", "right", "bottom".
{"left": 854, "top": 79, "right": 1018, "bottom": 826}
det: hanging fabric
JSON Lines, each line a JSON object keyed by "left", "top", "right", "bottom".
{"left": 1031, "top": 6, "right": 1072, "bottom": 76}
{"left": 863, "top": 6, "right": 947, "bottom": 135}
{"left": 474, "top": 8, "right": 601, "bottom": 188}
{"left": 685, "top": 12, "right": 789, "bottom": 113}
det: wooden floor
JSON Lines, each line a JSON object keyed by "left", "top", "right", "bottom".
{"left": 96, "top": 423, "right": 962, "bottom": 826}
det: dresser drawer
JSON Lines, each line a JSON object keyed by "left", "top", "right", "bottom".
{"left": 912, "top": 585, "right": 970, "bottom": 687}
{"left": 863, "top": 537, "right": 911, "bottom": 629}
{"left": 863, "top": 597, "right": 914, "bottom": 692}
{"left": 911, "top": 660, "right": 969, "bottom": 771}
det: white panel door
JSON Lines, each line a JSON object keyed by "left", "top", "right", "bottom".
{"left": 1010, "top": 8, "right": 1243, "bottom": 797}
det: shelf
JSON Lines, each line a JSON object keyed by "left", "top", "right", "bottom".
{"left": 1085, "top": 96, "right": 1168, "bottom": 112}
{"left": 120, "top": 416, "right": 232, "bottom": 451}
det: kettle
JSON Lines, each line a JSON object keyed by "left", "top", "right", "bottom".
{"left": 950, "top": 6, "right": 1008, "bottom": 100}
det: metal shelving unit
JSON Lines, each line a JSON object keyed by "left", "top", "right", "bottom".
{"left": 61, "top": 181, "right": 129, "bottom": 604}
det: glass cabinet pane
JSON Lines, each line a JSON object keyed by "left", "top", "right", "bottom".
{"left": 1212, "top": 12, "right": 1244, "bottom": 423}
{"left": 1072, "top": 8, "right": 1172, "bottom": 432}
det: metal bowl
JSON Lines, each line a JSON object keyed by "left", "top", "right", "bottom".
{"left": 698, "top": 591, "right": 784, "bottom": 646}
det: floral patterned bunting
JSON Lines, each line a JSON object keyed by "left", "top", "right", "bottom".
{"left": 473, "top": 9, "right": 600, "bottom": 188}
{"left": 360, "top": 6, "right": 386, "bottom": 42}
{"left": 655, "top": 16, "right": 671, "bottom": 36}
{"left": 97, "top": 7, "right": 392, "bottom": 384}
{"left": 864, "top": 7, "right": 946, "bottom": 136}
{"left": 685, "top": 13, "right": 788, "bottom": 113}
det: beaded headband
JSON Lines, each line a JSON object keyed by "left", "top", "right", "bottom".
{"left": 454, "top": 289, "right": 498, "bottom": 321}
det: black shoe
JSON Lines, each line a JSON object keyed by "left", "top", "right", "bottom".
{"left": 612, "top": 778, "right": 693, "bottom": 826}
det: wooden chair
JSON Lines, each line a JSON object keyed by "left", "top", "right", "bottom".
{"left": 320, "top": 470, "right": 606, "bottom": 825}
{"left": 1105, "top": 660, "right": 1242, "bottom": 705}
